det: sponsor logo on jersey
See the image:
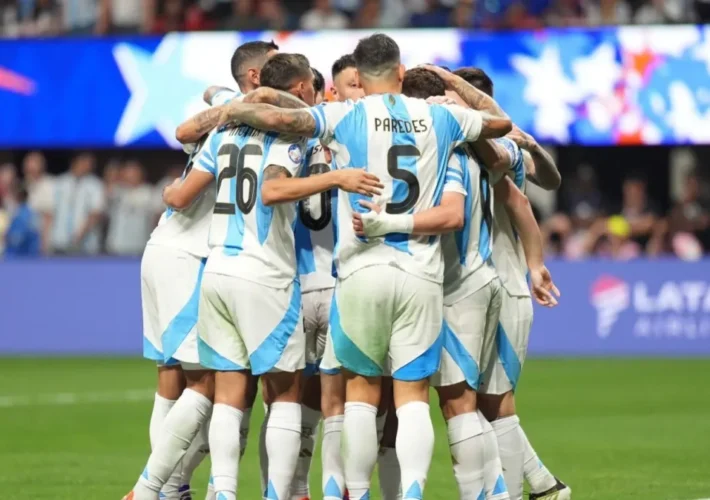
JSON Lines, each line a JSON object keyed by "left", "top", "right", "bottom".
{"left": 288, "top": 143, "right": 303, "bottom": 165}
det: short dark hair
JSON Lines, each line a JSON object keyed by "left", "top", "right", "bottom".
{"left": 332, "top": 53, "right": 356, "bottom": 80}
{"left": 312, "top": 67, "right": 325, "bottom": 94}
{"left": 259, "top": 53, "right": 312, "bottom": 92}
{"left": 353, "top": 33, "right": 400, "bottom": 78}
{"left": 402, "top": 68, "right": 446, "bottom": 99}
{"left": 230, "top": 40, "right": 279, "bottom": 88}
{"left": 453, "top": 67, "right": 494, "bottom": 97}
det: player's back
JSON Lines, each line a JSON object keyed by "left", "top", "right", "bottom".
{"left": 294, "top": 139, "right": 337, "bottom": 292}
{"left": 148, "top": 137, "right": 216, "bottom": 258}
{"left": 195, "top": 123, "right": 307, "bottom": 288}
{"left": 312, "top": 93, "right": 482, "bottom": 283}
{"left": 490, "top": 138, "right": 530, "bottom": 297}
{"left": 441, "top": 145, "right": 498, "bottom": 304}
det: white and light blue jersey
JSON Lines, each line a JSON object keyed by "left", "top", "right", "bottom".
{"left": 442, "top": 145, "right": 498, "bottom": 305}
{"left": 211, "top": 88, "right": 242, "bottom": 106}
{"left": 490, "top": 137, "right": 530, "bottom": 298}
{"left": 193, "top": 123, "right": 308, "bottom": 288}
{"left": 148, "top": 136, "right": 216, "bottom": 258}
{"left": 307, "top": 94, "right": 485, "bottom": 283}
{"left": 295, "top": 139, "right": 337, "bottom": 292}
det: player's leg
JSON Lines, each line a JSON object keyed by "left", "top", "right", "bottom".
{"left": 377, "top": 378, "right": 401, "bottom": 500}
{"left": 290, "top": 289, "right": 326, "bottom": 500}
{"left": 332, "top": 267, "right": 397, "bottom": 500}
{"left": 320, "top": 333, "right": 346, "bottom": 500}
{"left": 242, "top": 279, "right": 306, "bottom": 500}
{"left": 478, "top": 293, "right": 570, "bottom": 500}
{"left": 198, "top": 273, "right": 252, "bottom": 500}
{"left": 389, "top": 272, "right": 444, "bottom": 500}
{"left": 129, "top": 248, "right": 213, "bottom": 500}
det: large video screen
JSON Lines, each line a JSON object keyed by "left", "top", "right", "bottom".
{"left": 0, "top": 26, "right": 708, "bottom": 148}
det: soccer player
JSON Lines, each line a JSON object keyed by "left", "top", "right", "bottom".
{"left": 212, "top": 34, "right": 512, "bottom": 500}
{"left": 427, "top": 65, "right": 570, "bottom": 500}
{"left": 312, "top": 67, "right": 326, "bottom": 104}
{"left": 330, "top": 54, "right": 364, "bottom": 102}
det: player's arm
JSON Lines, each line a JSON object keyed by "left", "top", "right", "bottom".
{"left": 162, "top": 170, "right": 214, "bottom": 210}
{"left": 176, "top": 107, "right": 222, "bottom": 145}
{"left": 242, "top": 87, "right": 309, "bottom": 109}
{"left": 494, "top": 176, "right": 560, "bottom": 307}
{"left": 507, "top": 126, "right": 561, "bottom": 190}
{"left": 471, "top": 137, "right": 518, "bottom": 172}
{"left": 217, "top": 102, "right": 318, "bottom": 137}
{"left": 261, "top": 165, "right": 383, "bottom": 206}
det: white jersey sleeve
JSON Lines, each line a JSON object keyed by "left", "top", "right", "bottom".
{"left": 147, "top": 133, "right": 217, "bottom": 258}
{"left": 307, "top": 100, "right": 356, "bottom": 145}
{"left": 434, "top": 103, "right": 484, "bottom": 144}
{"left": 212, "top": 89, "right": 242, "bottom": 106}
{"left": 490, "top": 137, "right": 530, "bottom": 297}
{"left": 443, "top": 152, "right": 467, "bottom": 196}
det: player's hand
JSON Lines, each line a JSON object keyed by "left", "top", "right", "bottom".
{"left": 353, "top": 201, "right": 382, "bottom": 237}
{"left": 336, "top": 169, "right": 384, "bottom": 197}
{"left": 426, "top": 95, "right": 457, "bottom": 106}
{"left": 506, "top": 125, "right": 538, "bottom": 151}
{"left": 529, "top": 265, "right": 561, "bottom": 307}
{"left": 418, "top": 64, "right": 455, "bottom": 88}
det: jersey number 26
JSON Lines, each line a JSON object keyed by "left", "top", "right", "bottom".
{"left": 214, "top": 143, "right": 261, "bottom": 215}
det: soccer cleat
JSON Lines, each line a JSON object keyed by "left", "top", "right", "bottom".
{"left": 529, "top": 478, "right": 572, "bottom": 500}
{"left": 178, "top": 484, "right": 193, "bottom": 500}
{"left": 121, "top": 493, "right": 135, "bottom": 500}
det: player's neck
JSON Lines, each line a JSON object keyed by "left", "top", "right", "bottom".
{"left": 363, "top": 82, "right": 401, "bottom": 96}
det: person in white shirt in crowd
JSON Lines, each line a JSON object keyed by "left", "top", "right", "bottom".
{"left": 106, "top": 161, "right": 155, "bottom": 256}
{"left": 50, "top": 153, "right": 105, "bottom": 255}
{"left": 300, "top": 0, "right": 349, "bottom": 30}
{"left": 22, "top": 151, "right": 54, "bottom": 254}
{"left": 97, "top": 0, "right": 152, "bottom": 33}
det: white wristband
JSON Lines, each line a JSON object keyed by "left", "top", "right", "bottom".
{"left": 362, "top": 212, "right": 414, "bottom": 237}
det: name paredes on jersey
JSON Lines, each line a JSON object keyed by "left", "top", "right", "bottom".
{"left": 374, "top": 117, "right": 429, "bottom": 134}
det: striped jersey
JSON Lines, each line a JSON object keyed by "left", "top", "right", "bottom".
{"left": 307, "top": 93, "right": 485, "bottom": 283}
{"left": 148, "top": 92, "right": 243, "bottom": 258}
{"left": 490, "top": 137, "right": 530, "bottom": 298}
{"left": 441, "top": 145, "right": 498, "bottom": 305}
{"left": 294, "top": 139, "right": 337, "bottom": 292}
{"left": 193, "top": 123, "right": 308, "bottom": 288}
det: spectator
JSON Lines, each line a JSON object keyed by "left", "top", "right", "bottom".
{"left": 20, "top": 0, "right": 62, "bottom": 36}
{"left": 450, "top": 0, "right": 476, "bottom": 28}
{"left": 1, "top": 0, "right": 21, "bottom": 37}
{"left": 300, "top": 0, "right": 349, "bottom": 30}
{"left": 668, "top": 172, "right": 710, "bottom": 255}
{"left": 22, "top": 151, "right": 53, "bottom": 254}
{"left": 59, "top": 0, "right": 98, "bottom": 34}
{"left": 0, "top": 163, "right": 18, "bottom": 214}
{"left": 584, "top": 0, "right": 631, "bottom": 25}
{"left": 618, "top": 172, "right": 661, "bottom": 251}
{"left": 409, "top": 0, "right": 451, "bottom": 28}
{"left": 50, "top": 153, "right": 105, "bottom": 255}
{"left": 106, "top": 161, "right": 154, "bottom": 256}
{"left": 632, "top": 0, "right": 687, "bottom": 24}
{"left": 152, "top": 0, "right": 210, "bottom": 33}
{"left": 545, "top": 0, "right": 586, "bottom": 26}
{"left": 351, "top": 0, "right": 381, "bottom": 27}
{"left": 221, "top": 0, "right": 286, "bottom": 30}
{"left": 96, "top": 0, "right": 153, "bottom": 34}
{"left": 4, "top": 184, "right": 41, "bottom": 258}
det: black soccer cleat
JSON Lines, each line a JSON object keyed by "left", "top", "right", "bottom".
{"left": 529, "top": 478, "right": 572, "bottom": 500}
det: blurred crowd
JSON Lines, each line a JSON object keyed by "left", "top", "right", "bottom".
{"left": 0, "top": 152, "right": 182, "bottom": 257}
{"left": 0, "top": 149, "right": 709, "bottom": 260}
{"left": 1, "top": 0, "right": 707, "bottom": 37}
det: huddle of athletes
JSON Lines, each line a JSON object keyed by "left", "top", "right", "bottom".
{"left": 124, "top": 33, "right": 570, "bottom": 500}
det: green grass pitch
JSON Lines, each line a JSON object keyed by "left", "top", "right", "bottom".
{"left": 1, "top": 358, "right": 709, "bottom": 500}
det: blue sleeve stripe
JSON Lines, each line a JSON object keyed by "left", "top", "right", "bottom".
{"left": 445, "top": 171, "right": 463, "bottom": 183}
{"left": 197, "top": 157, "right": 216, "bottom": 175}
{"left": 307, "top": 108, "right": 322, "bottom": 138}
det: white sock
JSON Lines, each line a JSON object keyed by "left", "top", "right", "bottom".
{"left": 240, "top": 407, "right": 252, "bottom": 459}
{"left": 291, "top": 405, "right": 321, "bottom": 500}
{"left": 178, "top": 416, "right": 210, "bottom": 490}
{"left": 343, "top": 402, "right": 378, "bottom": 499}
{"left": 322, "top": 415, "right": 346, "bottom": 500}
{"left": 134, "top": 389, "right": 212, "bottom": 499}
{"left": 521, "top": 426, "right": 557, "bottom": 494}
{"left": 265, "top": 402, "right": 302, "bottom": 500}
{"left": 396, "top": 402, "right": 434, "bottom": 500}
{"left": 491, "top": 416, "right": 526, "bottom": 500}
{"left": 447, "top": 412, "right": 485, "bottom": 500}
{"left": 148, "top": 394, "right": 182, "bottom": 499}
{"left": 259, "top": 406, "right": 269, "bottom": 495}
{"left": 378, "top": 447, "right": 402, "bottom": 500}
{"left": 209, "top": 404, "right": 243, "bottom": 500}
{"left": 478, "top": 410, "right": 510, "bottom": 500}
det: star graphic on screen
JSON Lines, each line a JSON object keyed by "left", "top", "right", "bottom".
{"left": 113, "top": 34, "right": 207, "bottom": 147}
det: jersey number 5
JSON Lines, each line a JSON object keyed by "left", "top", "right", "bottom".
{"left": 298, "top": 163, "right": 332, "bottom": 231}
{"left": 386, "top": 145, "right": 421, "bottom": 214}
{"left": 214, "top": 143, "right": 262, "bottom": 215}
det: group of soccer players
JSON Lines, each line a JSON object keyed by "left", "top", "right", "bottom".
{"left": 124, "top": 32, "right": 571, "bottom": 500}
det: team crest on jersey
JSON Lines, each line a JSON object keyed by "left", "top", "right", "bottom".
{"left": 288, "top": 143, "right": 303, "bottom": 165}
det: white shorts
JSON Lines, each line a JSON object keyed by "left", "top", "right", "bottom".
{"left": 197, "top": 273, "right": 306, "bottom": 375}
{"left": 141, "top": 245, "right": 206, "bottom": 367}
{"left": 330, "top": 265, "right": 443, "bottom": 381}
{"left": 480, "top": 289, "right": 533, "bottom": 395}
{"left": 302, "top": 288, "right": 333, "bottom": 376}
{"left": 432, "top": 278, "right": 502, "bottom": 390}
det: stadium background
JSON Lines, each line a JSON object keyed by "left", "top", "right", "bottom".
{"left": 1, "top": 2, "right": 710, "bottom": 498}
